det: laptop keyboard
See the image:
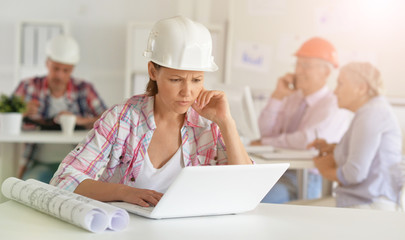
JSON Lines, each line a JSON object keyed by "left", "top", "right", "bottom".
{"left": 125, "top": 204, "right": 155, "bottom": 213}
{"left": 110, "top": 201, "right": 155, "bottom": 214}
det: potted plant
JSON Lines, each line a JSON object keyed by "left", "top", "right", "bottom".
{"left": 0, "top": 94, "right": 26, "bottom": 135}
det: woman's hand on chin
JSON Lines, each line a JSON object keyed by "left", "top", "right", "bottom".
{"left": 192, "top": 89, "right": 232, "bottom": 126}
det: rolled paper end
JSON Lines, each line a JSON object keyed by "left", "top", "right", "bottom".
{"left": 86, "top": 209, "right": 109, "bottom": 233}
{"left": 109, "top": 209, "right": 130, "bottom": 231}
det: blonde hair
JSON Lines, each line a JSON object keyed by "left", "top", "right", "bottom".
{"left": 341, "top": 62, "right": 384, "bottom": 97}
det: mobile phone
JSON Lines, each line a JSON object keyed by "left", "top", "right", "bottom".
{"left": 288, "top": 75, "right": 296, "bottom": 90}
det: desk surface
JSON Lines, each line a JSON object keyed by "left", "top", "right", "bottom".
{"left": 0, "top": 201, "right": 403, "bottom": 240}
{"left": 249, "top": 150, "right": 315, "bottom": 169}
{"left": 0, "top": 130, "right": 89, "bottom": 143}
{"left": 246, "top": 146, "right": 316, "bottom": 169}
{"left": 251, "top": 155, "right": 314, "bottom": 169}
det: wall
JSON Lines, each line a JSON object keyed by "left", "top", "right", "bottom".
{"left": 4, "top": 0, "right": 404, "bottom": 106}
{"left": 228, "top": 0, "right": 405, "bottom": 101}
{"left": 0, "top": 0, "right": 230, "bottom": 106}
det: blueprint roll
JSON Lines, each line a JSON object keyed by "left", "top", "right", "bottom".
{"left": 26, "top": 178, "right": 130, "bottom": 231}
{"left": 1, "top": 177, "right": 109, "bottom": 233}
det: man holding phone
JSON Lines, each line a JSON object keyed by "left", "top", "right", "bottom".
{"left": 251, "top": 37, "right": 352, "bottom": 203}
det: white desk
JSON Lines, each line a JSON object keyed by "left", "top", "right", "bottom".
{"left": 0, "top": 130, "right": 88, "bottom": 143}
{"left": 0, "top": 201, "right": 403, "bottom": 240}
{"left": 0, "top": 131, "right": 88, "bottom": 202}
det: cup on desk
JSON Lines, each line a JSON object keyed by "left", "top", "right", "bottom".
{"left": 59, "top": 115, "right": 76, "bottom": 135}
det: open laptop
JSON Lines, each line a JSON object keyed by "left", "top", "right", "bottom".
{"left": 110, "top": 163, "right": 289, "bottom": 219}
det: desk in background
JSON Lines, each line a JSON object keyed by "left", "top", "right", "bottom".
{"left": 1, "top": 134, "right": 326, "bottom": 202}
{"left": 0, "top": 130, "right": 88, "bottom": 202}
{"left": 0, "top": 200, "right": 403, "bottom": 240}
{"left": 247, "top": 147, "right": 331, "bottom": 200}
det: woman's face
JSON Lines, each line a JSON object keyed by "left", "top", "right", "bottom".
{"left": 334, "top": 71, "right": 363, "bottom": 110}
{"left": 150, "top": 63, "right": 204, "bottom": 115}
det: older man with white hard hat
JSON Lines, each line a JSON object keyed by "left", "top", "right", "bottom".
{"left": 13, "top": 35, "right": 107, "bottom": 183}
{"left": 251, "top": 37, "right": 353, "bottom": 203}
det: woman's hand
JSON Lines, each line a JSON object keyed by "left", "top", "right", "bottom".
{"left": 307, "top": 139, "right": 335, "bottom": 156}
{"left": 190, "top": 89, "right": 252, "bottom": 165}
{"left": 120, "top": 187, "right": 163, "bottom": 207}
{"left": 74, "top": 179, "right": 164, "bottom": 207}
{"left": 192, "top": 89, "right": 232, "bottom": 126}
{"left": 313, "top": 154, "right": 338, "bottom": 182}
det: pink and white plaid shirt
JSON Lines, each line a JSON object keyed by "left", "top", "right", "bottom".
{"left": 50, "top": 95, "right": 228, "bottom": 191}
{"left": 258, "top": 86, "right": 353, "bottom": 150}
{"left": 13, "top": 76, "right": 107, "bottom": 118}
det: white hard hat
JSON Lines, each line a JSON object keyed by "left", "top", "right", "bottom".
{"left": 144, "top": 16, "right": 218, "bottom": 72}
{"left": 46, "top": 35, "right": 80, "bottom": 65}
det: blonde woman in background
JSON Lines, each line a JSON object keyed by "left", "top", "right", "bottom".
{"left": 309, "top": 62, "right": 403, "bottom": 211}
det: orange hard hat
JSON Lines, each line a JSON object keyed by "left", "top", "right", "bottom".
{"left": 295, "top": 37, "right": 339, "bottom": 68}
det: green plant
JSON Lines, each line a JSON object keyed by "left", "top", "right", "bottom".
{"left": 0, "top": 94, "right": 26, "bottom": 113}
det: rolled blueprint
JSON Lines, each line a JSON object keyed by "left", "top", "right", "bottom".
{"left": 27, "top": 179, "right": 130, "bottom": 231}
{"left": 1, "top": 177, "right": 128, "bottom": 232}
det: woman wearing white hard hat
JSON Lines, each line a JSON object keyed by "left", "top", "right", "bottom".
{"left": 51, "top": 16, "right": 252, "bottom": 207}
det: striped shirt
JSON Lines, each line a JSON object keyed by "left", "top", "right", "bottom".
{"left": 50, "top": 95, "right": 228, "bottom": 191}
{"left": 259, "top": 86, "right": 352, "bottom": 149}
{"left": 13, "top": 76, "right": 107, "bottom": 118}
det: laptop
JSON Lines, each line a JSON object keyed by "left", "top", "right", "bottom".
{"left": 110, "top": 163, "right": 289, "bottom": 219}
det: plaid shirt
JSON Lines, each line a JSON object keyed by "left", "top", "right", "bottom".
{"left": 50, "top": 95, "right": 228, "bottom": 192}
{"left": 13, "top": 76, "right": 107, "bottom": 118}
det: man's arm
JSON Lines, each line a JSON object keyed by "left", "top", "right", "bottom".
{"left": 76, "top": 115, "right": 102, "bottom": 128}
{"left": 257, "top": 73, "right": 297, "bottom": 139}
{"left": 261, "top": 129, "right": 312, "bottom": 150}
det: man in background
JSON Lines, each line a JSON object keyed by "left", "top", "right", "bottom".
{"left": 13, "top": 35, "right": 107, "bottom": 183}
{"left": 251, "top": 37, "right": 352, "bottom": 203}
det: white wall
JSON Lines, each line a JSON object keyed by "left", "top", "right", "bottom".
{"left": 3, "top": 0, "right": 404, "bottom": 107}
{"left": 0, "top": 0, "right": 230, "bottom": 106}
{"left": 228, "top": 0, "right": 405, "bottom": 101}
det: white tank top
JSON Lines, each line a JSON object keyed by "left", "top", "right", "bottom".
{"left": 133, "top": 146, "right": 184, "bottom": 193}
